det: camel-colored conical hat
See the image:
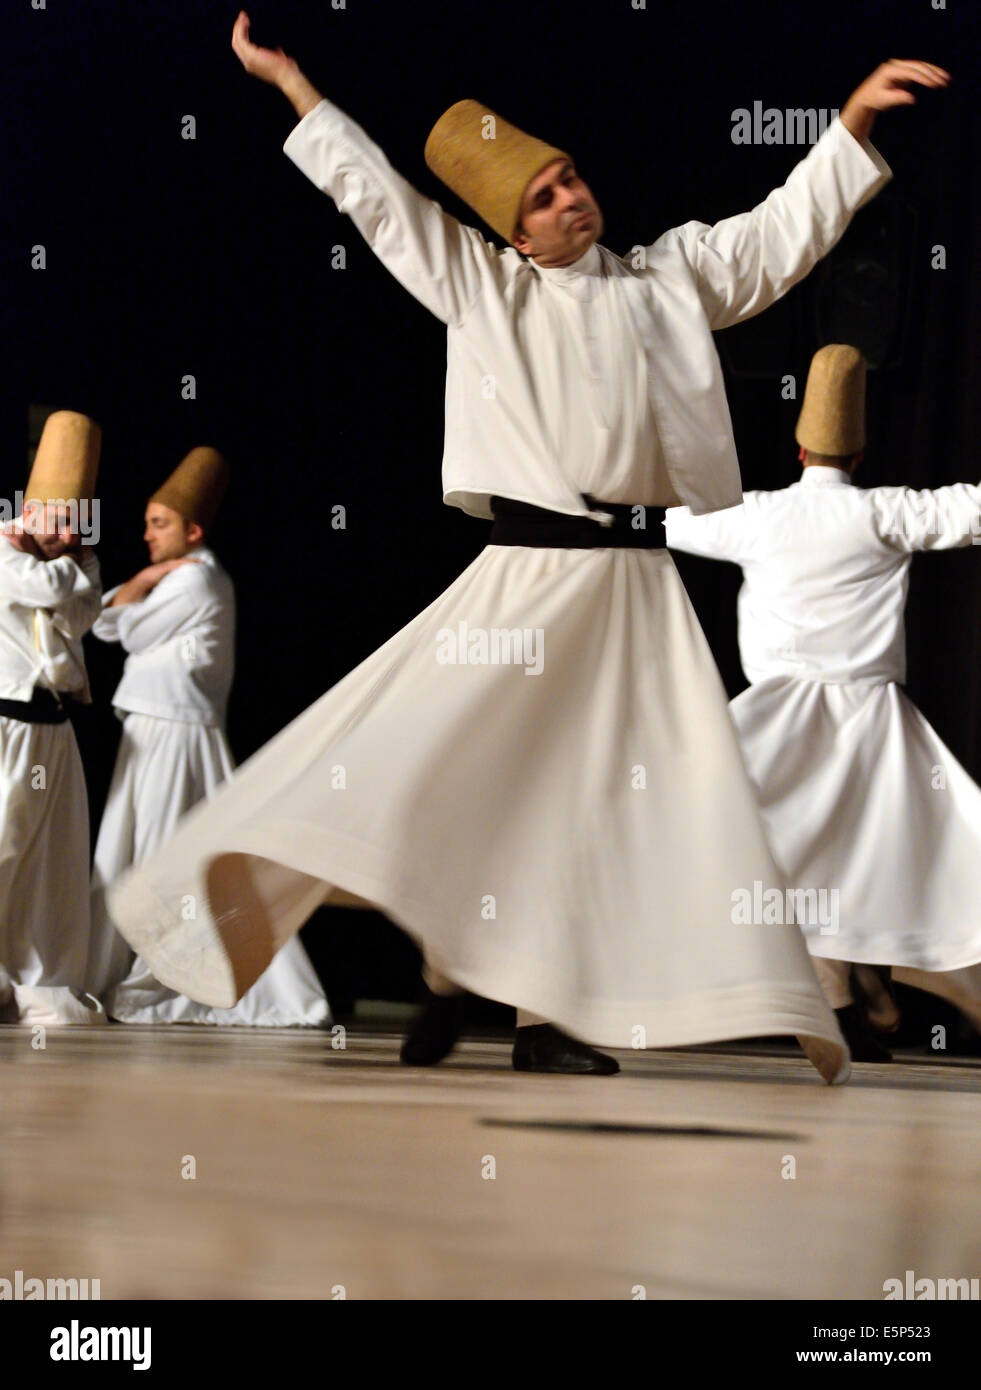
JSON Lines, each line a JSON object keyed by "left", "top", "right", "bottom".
{"left": 149, "top": 447, "right": 230, "bottom": 532}
{"left": 25, "top": 410, "right": 101, "bottom": 504}
{"left": 425, "top": 99, "right": 570, "bottom": 244}
{"left": 795, "top": 344, "right": 867, "bottom": 455}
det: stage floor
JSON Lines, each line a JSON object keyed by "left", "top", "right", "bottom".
{"left": 1, "top": 1024, "right": 979, "bottom": 1300}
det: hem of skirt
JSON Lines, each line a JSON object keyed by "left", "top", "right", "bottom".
{"left": 108, "top": 1007, "right": 331, "bottom": 1028}
{"left": 112, "top": 817, "right": 847, "bottom": 1058}
{"left": 808, "top": 940, "right": 981, "bottom": 973}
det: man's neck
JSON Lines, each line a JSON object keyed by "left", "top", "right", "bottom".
{"left": 802, "top": 460, "right": 853, "bottom": 476}
{"left": 530, "top": 240, "right": 598, "bottom": 270}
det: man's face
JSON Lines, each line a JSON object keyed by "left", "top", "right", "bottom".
{"left": 512, "top": 159, "right": 603, "bottom": 267}
{"left": 144, "top": 502, "right": 195, "bottom": 562}
{"left": 24, "top": 501, "right": 80, "bottom": 557}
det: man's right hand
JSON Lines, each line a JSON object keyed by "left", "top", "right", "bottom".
{"left": 145, "top": 558, "right": 198, "bottom": 582}
{"left": 1, "top": 528, "right": 42, "bottom": 558}
{"left": 108, "top": 558, "right": 198, "bottom": 607}
{"left": 231, "top": 10, "right": 324, "bottom": 118}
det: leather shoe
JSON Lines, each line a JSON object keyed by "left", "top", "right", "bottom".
{"left": 400, "top": 988, "right": 465, "bottom": 1066}
{"left": 835, "top": 1003, "right": 893, "bottom": 1063}
{"left": 512, "top": 1023, "right": 620, "bottom": 1075}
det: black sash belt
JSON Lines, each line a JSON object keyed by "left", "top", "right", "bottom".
{"left": 490, "top": 494, "right": 667, "bottom": 549}
{"left": 0, "top": 688, "right": 74, "bottom": 724}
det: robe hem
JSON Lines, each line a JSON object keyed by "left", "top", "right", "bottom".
{"left": 111, "top": 816, "right": 846, "bottom": 1058}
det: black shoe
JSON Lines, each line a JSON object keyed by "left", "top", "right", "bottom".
{"left": 835, "top": 1004, "right": 893, "bottom": 1063}
{"left": 851, "top": 964, "right": 902, "bottom": 1035}
{"left": 512, "top": 1023, "right": 620, "bottom": 1075}
{"left": 400, "top": 988, "right": 465, "bottom": 1066}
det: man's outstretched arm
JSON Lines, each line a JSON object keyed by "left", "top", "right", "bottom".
{"left": 231, "top": 10, "right": 493, "bottom": 328}
{"left": 671, "top": 60, "right": 949, "bottom": 332}
{"left": 872, "top": 480, "right": 981, "bottom": 553}
{"left": 665, "top": 503, "right": 753, "bottom": 565}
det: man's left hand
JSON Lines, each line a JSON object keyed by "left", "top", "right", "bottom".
{"left": 841, "top": 60, "right": 951, "bottom": 143}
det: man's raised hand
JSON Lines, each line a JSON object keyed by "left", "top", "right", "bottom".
{"left": 842, "top": 60, "right": 951, "bottom": 143}
{"left": 231, "top": 11, "right": 295, "bottom": 86}
{"left": 231, "top": 10, "right": 324, "bottom": 118}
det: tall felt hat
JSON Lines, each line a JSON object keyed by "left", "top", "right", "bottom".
{"left": 424, "top": 99, "right": 570, "bottom": 244}
{"left": 149, "top": 447, "right": 230, "bottom": 532}
{"left": 25, "top": 410, "right": 101, "bottom": 504}
{"left": 795, "top": 344, "right": 867, "bottom": 456}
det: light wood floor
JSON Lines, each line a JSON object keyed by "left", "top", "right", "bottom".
{"left": 1, "top": 1025, "right": 979, "bottom": 1300}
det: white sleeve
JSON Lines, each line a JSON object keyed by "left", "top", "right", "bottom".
{"left": 663, "top": 119, "right": 891, "bottom": 331}
{"left": 91, "top": 585, "right": 126, "bottom": 643}
{"left": 666, "top": 502, "right": 753, "bottom": 564}
{"left": 283, "top": 98, "right": 501, "bottom": 328}
{"left": 53, "top": 549, "right": 103, "bottom": 639}
{"left": 871, "top": 482, "right": 981, "bottom": 553}
{"left": 107, "top": 567, "right": 210, "bottom": 654}
{"left": 0, "top": 543, "right": 97, "bottom": 609}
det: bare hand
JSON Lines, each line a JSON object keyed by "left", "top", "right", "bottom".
{"left": 108, "top": 557, "right": 200, "bottom": 607}
{"left": 144, "top": 557, "right": 199, "bottom": 584}
{"left": 231, "top": 10, "right": 298, "bottom": 88}
{"left": 841, "top": 59, "right": 951, "bottom": 142}
{"left": 2, "top": 528, "right": 42, "bottom": 558}
{"left": 231, "top": 10, "right": 324, "bottom": 118}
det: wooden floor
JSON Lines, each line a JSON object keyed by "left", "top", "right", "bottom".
{"left": 2, "top": 1023, "right": 980, "bottom": 1300}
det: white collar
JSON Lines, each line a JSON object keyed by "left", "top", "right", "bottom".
{"left": 528, "top": 242, "right": 603, "bottom": 297}
{"left": 799, "top": 465, "right": 853, "bottom": 488}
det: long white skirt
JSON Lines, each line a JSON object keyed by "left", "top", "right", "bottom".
{"left": 0, "top": 714, "right": 91, "bottom": 988}
{"left": 91, "top": 712, "right": 329, "bottom": 1027}
{"left": 107, "top": 546, "right": 846, "bottom": 1075}
{"left": 730, "top": 677, "right": 981, "bottom": 972}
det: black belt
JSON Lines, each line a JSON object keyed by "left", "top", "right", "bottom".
{"left": 0, "top": 688, "right": 74, "bottom": 724}
{"left": 489, "top": 494, "right": 667, "bottom": 549}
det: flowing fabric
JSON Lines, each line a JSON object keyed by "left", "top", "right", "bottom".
{"left": 108, "top": 545, "right": 845, "bottom": 1073}
{"left": 92, "top": 712, "right": 329, "bottom": 1027}
{"left": 732, "top": 677, "right": 981, "bottom": 972}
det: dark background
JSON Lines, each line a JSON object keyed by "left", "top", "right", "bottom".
{"left": 6, "top": 0, "right": 980, "bottom": 1010}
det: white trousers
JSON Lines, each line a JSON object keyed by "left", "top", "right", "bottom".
{"left": 0, "top": 713, "right": 99, "bottom": 1023}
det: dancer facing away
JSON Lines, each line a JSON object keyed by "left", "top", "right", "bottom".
{"left": 105, "top": 18, "right": 948, "bottom": 1081}
{"left": 666, "top": 344, "right": 981, "bottom": 1062}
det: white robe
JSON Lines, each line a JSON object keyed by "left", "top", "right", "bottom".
{"left": 0, "top": 535, "right": 102, "bottom": 1021}
{"left": 89, "top": 550, "right": 329, "bottom": 1026}
{"left": 284, "top": 101, "right": 890, "bottom": 522}
{"left": 104, "top": 97, "right": 893, "bottom": 1081}
{"left": 666, "top": 466, "right": 981, "bottom": 979}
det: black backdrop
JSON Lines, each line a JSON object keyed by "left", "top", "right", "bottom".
{"left": 7, "top": 0, "right": 981, "bottom": 1008}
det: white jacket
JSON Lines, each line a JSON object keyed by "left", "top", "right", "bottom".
{"left": 0, "top": 532, "right": 101, "bottom": 701}
{"left": 666, "top": 466, "right": 981, "bottom": 684}
{"left": 284, "top": 101, "right": 891, "bottom": 519}
{"left": 92, "top": 547, "right": 235, "bottom": 727}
